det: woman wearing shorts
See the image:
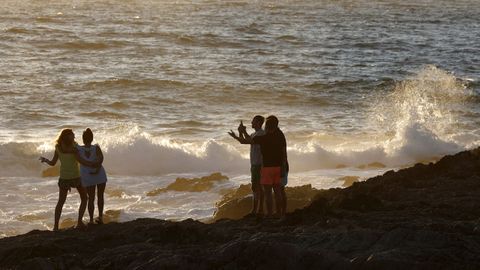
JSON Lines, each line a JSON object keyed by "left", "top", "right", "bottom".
{"left": 40, "top": 129, "right": 100, "bottom": 231}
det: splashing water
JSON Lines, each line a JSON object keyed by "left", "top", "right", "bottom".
{"left": 377, "top": 66, "right": 471, "bottom": 143}
{"left": 377, "top": 66, "right": 472, "bottom": 163}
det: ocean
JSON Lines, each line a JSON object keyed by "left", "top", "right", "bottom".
{"left": 1, "top": 0, "right": 479, "bottom": 237}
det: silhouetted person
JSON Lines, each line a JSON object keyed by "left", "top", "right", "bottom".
{"left": 77, "top": 128, "right": 107, "bottom": 225}
{"left": 279, "top": 131, "right": 289, "bottom": 217}
{"left": 228, "top": 115, "right": 265, "bottom": 216}
{"left": 40, "top": 129, "right": 100, "bottom": 231}
{"left": 237, "top": 115, "right": 288, "bottom": 217}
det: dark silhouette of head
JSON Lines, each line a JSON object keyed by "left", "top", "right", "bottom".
{"left": 252, "top": 115, "right": 265, "bottom": 130}
{"left": 83, "top": 128, "right": 93, "bottom": 145}
{"left": 265, "top": 115, "right": 279, "bottom": 133}
{"left": 56, "top": 129, "right": 75, "bottom": 148}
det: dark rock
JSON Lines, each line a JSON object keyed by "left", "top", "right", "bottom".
{"left": 213, "top": 184, "right": 321, "bottom": 221}
{"left": 337, "top": 193, "right": 383, "bottom": 212}
{"left": 147, "top": 173, "right": 229, "bottom": 196}
{"left": 2, "top": 148, "right": 480, "bottom": 269}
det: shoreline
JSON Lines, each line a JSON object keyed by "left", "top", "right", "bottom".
{"left": 1, "top": 148, "right": 480, "bottom": 269}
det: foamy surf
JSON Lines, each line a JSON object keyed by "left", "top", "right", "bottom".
{"left": 0, "top": 132, "right": 465, "bottom": 178}
{"left": 1, "top": 65, "right": 474, "bottom": 177}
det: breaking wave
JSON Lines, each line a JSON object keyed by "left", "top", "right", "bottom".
{"left": 0, "top": 66, "right": 478, "bottom": 177}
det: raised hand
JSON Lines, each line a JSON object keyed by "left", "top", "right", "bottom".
{"left": 228, "top": 130, "right": 238, "bottom": 139}
{"left": 238, "top": 120, "right": 247, "bottom": 133}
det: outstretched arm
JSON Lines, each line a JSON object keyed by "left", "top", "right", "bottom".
{"left": 39, "top": 151, "right": 58, "bottom": 166}
{"left": 240, "top": 128, "right": 253, "bottom": 141}
{"left": 228, "top": 130, "right": 251, "bottom": 144}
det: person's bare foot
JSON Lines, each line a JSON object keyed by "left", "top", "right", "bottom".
{"left": 76, "top": 221, "right": 87, "bottom": 230}
{"left": 95, "top": 216, "right": 104, "bottom": 225}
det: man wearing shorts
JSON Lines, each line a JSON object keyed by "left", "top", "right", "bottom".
{"left": 249, "top": 115, "right": 288, "bottom": 217}
{"left": 228, "top": 115, "right": 265, "bottom": 216}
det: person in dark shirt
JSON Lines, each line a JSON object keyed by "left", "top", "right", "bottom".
{"left": 240, "top": 115, "right": 288, "bottom": 217}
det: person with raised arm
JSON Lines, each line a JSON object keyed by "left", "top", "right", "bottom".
{"left": 40, "top": 129, "right": 101, "bottom": 231}
{"left": 230, "top": 115, "right": 288, "bottom": 218}
{"left": 228, "top": 115, "right": 265, "bottom": 217}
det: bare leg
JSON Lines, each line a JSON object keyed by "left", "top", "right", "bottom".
{"left": 86, "top": 186, "right": 96, "bottom": 223}
{"left": 252, "top": 183, "right": 258, "bottom": 214}
{"left": 97, "top": 183, "right": 106, "bottom": 223}
{"left": 263, "top": 185, "right": 273, "bottom": 216}
{"left": 257, "top": 182, "right": 264, "bottom": 215}
{"left": 76, "top": 186, "right": 87, "bottom": 228}
{"left": 280, "top": 185, "right": 287, "bottom": 216}
{"left": 273, "top": 184, "right": 282, "bottom": 216}
{"left": 54, "top": 187, "right": 69, "bottom": 231}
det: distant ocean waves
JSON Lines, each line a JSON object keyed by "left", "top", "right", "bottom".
{"left": 4, "top": 27, "right": 251, "bottom": 51}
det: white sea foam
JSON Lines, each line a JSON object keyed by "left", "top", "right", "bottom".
{"left": 103, "top": 138, "right": 247, "bottom": 175}
{"left": 289, "top": 123, "right": 464, "bottom": 171}
{"left": 3, "top": 67, "right": 470, "bottom": 176}
{"left": 374, "top": 65, "right": 473, "bottom": 142}
{"left": 0, "top": 142, "right": 43, "bottom": 177}
{"left": 0, "top": 128, "right": 468, "bottom": 178}
{"left": 287, "top": 66, "right": 474, "bottom": 170}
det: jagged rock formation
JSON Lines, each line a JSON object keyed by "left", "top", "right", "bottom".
{"left": 1, "top": 148, "right": 480, "bottom": 269}
{"left": 146, "top": 172, "right": 229, "bottom": 195}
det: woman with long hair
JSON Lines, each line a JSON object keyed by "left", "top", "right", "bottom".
{"left": 40, "top": 129, "right": 100, "bottom": 231}
{"left": 77, "top": 128, "right": 107, "bottom": 225}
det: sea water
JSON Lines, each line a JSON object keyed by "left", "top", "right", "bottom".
{"left": 1, "top": 0, "right": 479, "bottom": 237}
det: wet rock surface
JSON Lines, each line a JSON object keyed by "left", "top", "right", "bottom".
{"left": 2, "top": 148, "right": 480, "bottom": 269}
{"left": 213, "top": 184, "right": 321, "bottom": 221}
{"left": 146, "top": 172, "right": 229, "bottom": 195}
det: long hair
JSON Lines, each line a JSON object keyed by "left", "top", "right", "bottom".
{"left": 55, "top": 129, "right": 75, "bottom": 149}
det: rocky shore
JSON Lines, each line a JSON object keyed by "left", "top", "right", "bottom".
{"left": 213, "top": 183, "right": 322, "bottom": 221}
{"left": 2, "top": 148, "right": 480, "bottom": 269}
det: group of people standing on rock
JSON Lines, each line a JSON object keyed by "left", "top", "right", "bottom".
{"left": 229, "top": 115, "right": 289, "bottom": 218}
{"left": 38, "top": 115, "right": 286, "bottom": 231}
{"left": 40, "top": 128, "right": 107, "bottom": 231}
